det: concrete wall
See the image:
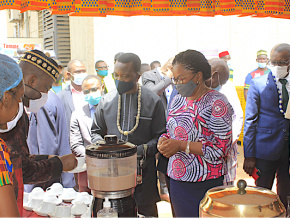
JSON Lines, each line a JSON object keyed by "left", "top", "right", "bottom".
{"left": 6, "top": 11, "right": 39, "bottom": 38}
{"left": 0, "top": 11, "right": 7, "bottom": 42}
{"left": 69, "top": 17, "right": 95, "bottom": 75}
{"left": 94, "top": 15, "right": 290, "bottom": 86}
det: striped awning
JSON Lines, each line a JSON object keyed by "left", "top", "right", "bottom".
{"left": 0, "top": 0, "right": 290, "bottom": 18}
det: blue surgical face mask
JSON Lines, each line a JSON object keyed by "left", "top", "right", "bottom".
{"left": 85, "top": 90, "right": 102, "bottom": 106}
{"left": 97, "top": 70, "right": 108, "bottom": 77}
{"left": 258, "top": 62, "right": 267, "bottom": 69}
{"left": 211, "top": 73, "right": 221, "bottom": 91}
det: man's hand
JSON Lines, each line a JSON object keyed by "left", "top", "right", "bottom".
{"left": 158, "top": 139, "right": 182, "bottom": 158}
{"left": 243, "top": 157, "right": 256, "bottom": 176}
{"left": 59, "top": 154, "right": 77, "bottom": 172}
{"left": 163, "top": 69, "right": 173, "bottom": 79}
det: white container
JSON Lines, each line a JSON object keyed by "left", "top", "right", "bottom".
{"left": 97, "top": 197, "right": 118, "bottom": 218}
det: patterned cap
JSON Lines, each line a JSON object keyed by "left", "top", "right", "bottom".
{"left": 219, "top": 51, "right": 230, "bottom": 58}
{"left": 20, "top": 50, "right": 59, "bottom": 82}
{"left": 257, "top": 50, "right": 267, "bottom": 56}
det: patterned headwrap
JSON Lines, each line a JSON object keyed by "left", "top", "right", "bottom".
{"left": 20, "top": 50, "right": 59, "bottom": 82}
{"left": 0, "top": 54, "right": 23, "bottom": 101}
{"left": 257, "top": 50, "right": 267, "bottom": 56}
{"left": 219, "top": 51, "right": 230, "bottom": 58}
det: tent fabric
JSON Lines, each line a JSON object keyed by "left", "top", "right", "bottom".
{"left": 0, "top": 0, "right": 290, "bottom": 18}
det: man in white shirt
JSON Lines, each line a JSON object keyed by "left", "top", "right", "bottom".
{"left": 70, "top": 75, "right": 104, "bottom": 192}
{"left": 206, "top": 58, "right": 244, "bottom": 185}
{"left": 57, "top": 59, "right": 87, "bottom": 130}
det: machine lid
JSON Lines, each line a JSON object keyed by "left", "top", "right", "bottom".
{"left": 86, "top": 135, "right": 137, "bottom": 159}
{"left": 199, "top": 180, "right": 286, "bottom": 217}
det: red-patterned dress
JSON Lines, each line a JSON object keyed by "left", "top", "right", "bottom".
{"left": 162, "top": 90, "right": 233, "bottom": 182}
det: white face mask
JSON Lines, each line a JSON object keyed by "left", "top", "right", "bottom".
{"left": 73, "top": 73, "right": 87, "bottom": 86}
{"left": 26, "top": 92, "right": 48, "bottom": 113}
{"left": 270, "top": 66, "right": 289, "bottom": 79}
{"left": 227, "top": 60, "right": 232, "bottom": 67}
{"left": 0, "top": 102, "right": 23, "bottom": 133}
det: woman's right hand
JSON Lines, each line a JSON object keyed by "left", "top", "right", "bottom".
{"left": 158, "top": 139, "right": 183, "bottom": 158}
{"left": 157, "top": 137, "right": 168, "bottom": 149}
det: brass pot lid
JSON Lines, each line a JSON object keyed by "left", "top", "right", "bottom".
{"left": 200, "top": 180, "right": 286, "bottom": 217}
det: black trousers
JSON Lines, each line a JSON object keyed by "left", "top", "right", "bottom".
{"left": 255, "top": 142, "right": 290, "bottom": 209}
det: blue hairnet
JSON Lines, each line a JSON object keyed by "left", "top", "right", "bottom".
{"left": 0, "top": 54, "right": 23, "bottom": 101}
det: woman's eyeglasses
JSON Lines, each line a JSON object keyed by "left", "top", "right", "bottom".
{"left": 172, "top": 72, "right": 196, "bottom": 84}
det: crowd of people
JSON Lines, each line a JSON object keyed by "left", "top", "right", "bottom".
{"left": 0, "top": 43, "right": 289, "bottom": 217}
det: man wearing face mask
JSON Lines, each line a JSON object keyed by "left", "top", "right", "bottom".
{"left": 70, "top": 75, "right": 104, "bottom": 192}
{"left": 205, "top": 58, "right": 244, "bottom": 185}
{"left": 25, "top": 82, "right": 76, "bottom": 191}
{"left": 0, "top": 50, "right": 77, "bottom": 214}
{"left": 244, "top": 50, "right": 270, "bottom": 100}
{"left": 95, "top": 60, "right": 115, "bottom": 93}
{"left": 91, "top": 53, "right": 166, "bottom": 217}
{"left": 243, "top": 43, "right": 290, "bottom": 208}
{"left": 57, "top": 59, "right": 87, "bottom": 130}
{"left": 219, "top": 51, "right": 234, "bottom": 82}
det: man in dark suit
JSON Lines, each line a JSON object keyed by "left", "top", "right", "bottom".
{"left": 57, "top": 59, "right": 87, "bottom": 130}
{"left": 243, "top": 43, "right": 290, "bottom": 208}
{"left": 142, "top": 58, "right": 174, "bottom": 204}
{"left": 142, "top": 58, "right": 174, "bottom": 112}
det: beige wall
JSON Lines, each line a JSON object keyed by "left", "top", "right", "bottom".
{"left": 69, "top": 17, "right": 95, "bottom": 75}
{"left": 6, "top": 10, "right": 39, "bottom": 38}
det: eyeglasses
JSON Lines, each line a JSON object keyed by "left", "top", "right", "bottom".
{"left": 172, "top": 72, "right": 196, "bottom": 84}
{"left": 25, "top": 84, "right": 41, "bottom": 99}
{"left": 83, "top": 87, "right": 100, "bottom": 95}
{"left": 267, "top": 60, "right": 290, "bottom": 67}
{"left": 96, "top": 66, "right": 109, "bottom": 70}
{"left": 257, "top": 58, "right": 268, "bottom": 62}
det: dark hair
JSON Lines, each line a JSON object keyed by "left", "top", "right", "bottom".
{"left": 114, "top": 52, "right": 125, "bottom": 62}
{"left": 117, "top": 53, "right": 141, "bottom": 74}
{"left": 172, "top": 50, "right": 211, "bottom": 81}
{"left": 150, "top": 61, "right": 161, "bottom": 69}
{"left": 95, "top": 60, "right": 105, "bottom": 68}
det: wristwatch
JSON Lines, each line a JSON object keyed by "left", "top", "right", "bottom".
{"left": 185, "top": 141, "right": 190, "bottom": 155}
